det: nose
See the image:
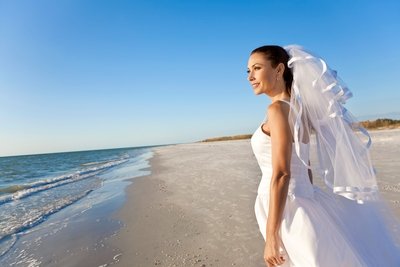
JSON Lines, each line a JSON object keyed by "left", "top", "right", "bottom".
{"left": 247, "top": 71, "right": 254, "bottom": 82}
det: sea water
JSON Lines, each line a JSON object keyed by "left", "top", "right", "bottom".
{"left": 0, "top": 146, "right": 155, "bottom": 266}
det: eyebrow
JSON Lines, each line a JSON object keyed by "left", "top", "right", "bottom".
{"left": 247, "top": 63, "right": 263, "bottom": 69}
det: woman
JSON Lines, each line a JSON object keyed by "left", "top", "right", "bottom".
{"left": 247, "top": 45, "right": 400, "bottom": 267}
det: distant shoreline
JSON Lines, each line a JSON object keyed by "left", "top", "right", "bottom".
{"left": 200, "top": 118, "right": 400, "bottom": 143}
{"left": 359, "top": 118, "right": 400, "bottom": 130}
{"left": 199, "top": 134, "right": 252, "bottom": 143}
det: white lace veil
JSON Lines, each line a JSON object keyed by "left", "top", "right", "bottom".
{"left": 284, "top": 45, "right": 378, "bottom": 203}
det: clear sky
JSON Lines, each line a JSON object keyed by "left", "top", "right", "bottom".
{"left": 1, "top": 0, "right": 399, "bottom": 156}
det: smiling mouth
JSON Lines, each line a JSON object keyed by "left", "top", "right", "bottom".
{"left": 252, "top": 83, "right": 260, "bottom": 88}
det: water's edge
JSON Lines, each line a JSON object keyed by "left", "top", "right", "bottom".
{"left": 0, "top": 148, "right": 155, "bottom": 267}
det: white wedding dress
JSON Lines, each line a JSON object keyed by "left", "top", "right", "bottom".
{"left": 251, "top": 100, "right": 400, "bottom": 267}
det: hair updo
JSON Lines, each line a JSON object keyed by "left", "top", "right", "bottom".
{"left": 251, "top": 45, "right": 293, "bottom": 96}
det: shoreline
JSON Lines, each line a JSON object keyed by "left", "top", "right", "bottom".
{"left": 1, "top": 130, "right": 397, "bottom": 266}
{"left": 0, "top": 148, "right": 153, "bottom": 267}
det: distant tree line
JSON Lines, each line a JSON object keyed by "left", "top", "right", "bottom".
{"left": 200, "top": 134, "right": 252, "bottom": 142}
{"left": 200, "top": 118, "right": 400, "bottom": 142}
{"left": 360, "top": 118, "right": 400, "bottom": 129}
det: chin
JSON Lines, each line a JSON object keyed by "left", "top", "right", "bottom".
{"left": 253, "top": 89, "right": 262, "bottom": 95}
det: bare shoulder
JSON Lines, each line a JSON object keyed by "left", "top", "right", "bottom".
{"left": 267, "top": 101, "right": 290, "bottom": 122}
{"left": 267, "top": 101, "right": 292, "bottom": 142}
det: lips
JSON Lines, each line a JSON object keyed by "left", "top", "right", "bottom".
{"left": 252, "top": 83, "right": 260, "bottom": 88}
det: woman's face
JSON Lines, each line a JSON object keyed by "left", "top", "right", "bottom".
{"left": 247, "top": 52, "right": 279, "bottom": 95}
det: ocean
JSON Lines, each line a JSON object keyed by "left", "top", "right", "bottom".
{"left": 0, "top": 146, "right": 154, "bottom": 266}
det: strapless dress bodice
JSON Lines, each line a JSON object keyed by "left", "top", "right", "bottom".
{"left": 251, "top": 124, "right": 313, "bottom": 198}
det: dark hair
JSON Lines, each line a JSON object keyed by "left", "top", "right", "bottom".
{"left": 251, "top": 45, "right": 293, "bottom": 96}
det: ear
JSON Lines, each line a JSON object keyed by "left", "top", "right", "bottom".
{"left": 276, "top": 63, "right": 285, "bottom": 77}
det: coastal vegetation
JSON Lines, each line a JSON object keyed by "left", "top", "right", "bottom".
{"left": 200, "top": 134, "right": 252, "bottom": 142}
{"left": 200, "top": 118, "right": 400, "bottom": 142}
{"left": 360, "top": 118, "right": 400, "bottom": 130}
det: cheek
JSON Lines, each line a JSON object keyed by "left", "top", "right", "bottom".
{"left": 261, "top": 73, "right": 274, "bottom": 86}
{"left": 268, "top": 76, "right": 275, "bottom": 86}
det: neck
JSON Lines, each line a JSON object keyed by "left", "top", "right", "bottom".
{"left": 271, "top": 91, "right": 290, "bottom": 103}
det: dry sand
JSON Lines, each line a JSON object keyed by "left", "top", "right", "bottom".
{"left": 110, "top": 140, "right": 265, "bottom": 266}
{"left": 110, "top": 129, "right": 400, "bottom": 267}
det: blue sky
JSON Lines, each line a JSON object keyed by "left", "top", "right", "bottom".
{"left": 1, "top": 0, "right": 399, "bottom": 156}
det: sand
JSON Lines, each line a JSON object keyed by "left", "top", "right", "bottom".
{"left": 110, "top": 140, "right": 265, "bottom": 266}
{"left": 109, "top": 129, "right": 400, "bottom": 267}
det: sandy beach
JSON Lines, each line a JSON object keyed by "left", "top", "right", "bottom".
{"left": 109, "top": 129, "right": 400, "bottom": 267}
{"left": 110, "top": 140, "right": 265, "bottom": 266}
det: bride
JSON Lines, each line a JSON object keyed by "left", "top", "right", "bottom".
{"left": 247, "top": 45, "right": 400, "bottom": 267}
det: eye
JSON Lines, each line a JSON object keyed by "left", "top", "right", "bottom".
{"left": 246, "top": 69, "right": 250, "bottom": 74}
{"left": 254, "top": 66, "right": 261, "bottom": 70}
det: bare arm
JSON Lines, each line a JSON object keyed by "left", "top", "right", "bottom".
{"left": 264, "top": 102, "right": 292, "bottom": 266}
{"left": 267, "top": 102, "right": 292, "bottom": 235}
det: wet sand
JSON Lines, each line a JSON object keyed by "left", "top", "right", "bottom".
{"left": 110, "top": 129, "right": 400, "bottom": 267}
